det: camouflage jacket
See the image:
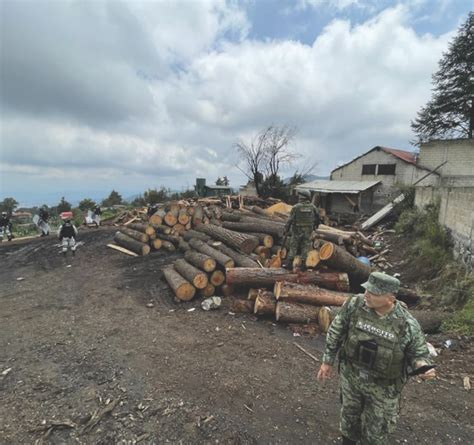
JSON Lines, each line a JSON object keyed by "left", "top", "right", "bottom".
{"left": 322, "top": 295, "right": 431, "bottom": 370}
{"left": 285, "top": 203, "right": 320, "bottom": 232}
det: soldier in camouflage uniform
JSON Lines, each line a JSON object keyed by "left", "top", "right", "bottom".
{"left": 284, "top": 191, "right": 320, "bottom": 269}
{"left": 317, "top": 272, "right": 436, "bottom": 445}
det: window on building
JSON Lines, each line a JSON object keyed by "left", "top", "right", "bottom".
{"left": 377, "top": 164, "right": 396, "bottom": 175}
{"left": 362, "top": 164, "right": 376, "bottom": 175}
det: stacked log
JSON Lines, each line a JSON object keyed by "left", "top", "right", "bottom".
{"left": 114, "top": 232, "right": 150, "bottom": 256}
{"left": 274, "top": 281, "right": 349, "bottom": 306}
{"left": 174, "top": 259, "right": 208, "bottom": 289}
{"left": 162, "top": 267, "right": 195, "bottom": 301}
{"left": 195, "top": 224, "right": 259, "bottom": 254}
{"left": 188, "top": 238, "right": 235, "bottom": 268}
{"left": 225, "top": 268, "right": 350, "bottom": 292}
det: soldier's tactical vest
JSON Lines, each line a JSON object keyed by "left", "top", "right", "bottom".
{"left": 293, "top": 204, "right": 315, "bottom": 228}
{"left": 342, "top": 297, "right": 406, "bottom": 380}
{"left": 61, "top": 222, "right": 75, "bottom": 238}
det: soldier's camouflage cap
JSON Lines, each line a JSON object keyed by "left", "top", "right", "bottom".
{"left": 362, "top": 271, "right": 400, "bottom": 295}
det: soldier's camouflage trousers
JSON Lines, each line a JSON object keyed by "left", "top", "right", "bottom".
{"left": 287, "top": 227, "right": 313, "bottom": 262}
{"left": 62, "top": 237, "right": 76, "bottom": 253}
{"left": 340, "top": 365, "right": 401, "bottom": 445}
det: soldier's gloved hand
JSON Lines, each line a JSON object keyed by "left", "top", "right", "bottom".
{"left": 414, "top": 360, "right": 436, "bottom": 381}
{"left": 316, "top": 363, "right": 334, "bottom": 381}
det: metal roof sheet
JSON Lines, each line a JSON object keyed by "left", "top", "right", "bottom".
{"left": 295, "top": 180, "right": 380, "bottom": 194}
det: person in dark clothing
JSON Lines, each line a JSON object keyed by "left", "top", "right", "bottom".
{"left": 147, "top": 204, "right": 158, "bottom": 217}
{"left": 93, "top": 205, "right": 102, "bottom": 227}
{"left": 38, "top": 207, "right": 50, "bottom": 236}
{"left": 0, "top": 212, "right": 13, "bottom": 241}
{"left": 58, "top": 215, "right": 78, "bottom": 257}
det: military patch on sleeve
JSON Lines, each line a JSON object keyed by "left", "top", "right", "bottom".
{"left": 356, "top": 320, "right": 395, "bottom": 340}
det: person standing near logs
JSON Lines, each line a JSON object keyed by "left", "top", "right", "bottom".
{"left": 317, "top": 272, "right": 436, "bottom": 445}
{"left": 283, "top": 190, "right": 320, "bottom": 271}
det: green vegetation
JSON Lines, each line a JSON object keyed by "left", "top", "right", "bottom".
{"left": 396, "top": 201, "right": 474, "bottom": 334}
{"left": 0, "top": 197, "right": 19, "bottom": 214}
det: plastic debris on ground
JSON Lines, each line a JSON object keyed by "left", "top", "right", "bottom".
{"left": 201, "top": 296, "right": 222, "bottom": 311}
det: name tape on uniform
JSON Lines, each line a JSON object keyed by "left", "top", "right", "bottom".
{"left": 356, "top": 320, "right": 395, "bottom": 340}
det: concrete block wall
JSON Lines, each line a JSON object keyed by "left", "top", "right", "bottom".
{"left": 419, "top": 139, "right": 474, "bottom": 185}
{"left": 415, "top": 186, "right": 474, "bottom": 267}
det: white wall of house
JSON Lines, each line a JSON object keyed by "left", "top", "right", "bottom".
{"left": 330, "top": 148, "right": 428, "bottom": 208}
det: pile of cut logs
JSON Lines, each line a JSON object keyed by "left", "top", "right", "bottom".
{"left": 107, "top": 199, "right": 421, "bottom": 333}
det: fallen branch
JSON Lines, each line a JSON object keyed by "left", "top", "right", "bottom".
{"left": 81, "top": 398, "right": 120, "bottom": 434}
{"left": 293, "top": 343, "right": 320, "bottom": 362}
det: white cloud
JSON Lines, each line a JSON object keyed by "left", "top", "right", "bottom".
{"left": 0, "top": 1, "right": 459, "bottom": 202}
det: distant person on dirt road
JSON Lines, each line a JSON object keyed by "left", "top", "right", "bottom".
{"left": 317, "top": 272, "right": 436, "bottom": 445}
{"left": 0, "top": 211, "right": 13, "bottom": 241}
{"left": 58, "top": 212, "right": 78, "bottom": 258}
{"left": 38, "top": 206, "right": 50, "bottom": 236}
{"left": 93, "top": 205, "right": 102, "bottom": 227}
{"left": 283, "top": 190, "right": 320, "bottom": 270}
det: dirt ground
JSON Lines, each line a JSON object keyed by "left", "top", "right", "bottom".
{"left": 0, "top": 227, "right": 472, "bottom": 444}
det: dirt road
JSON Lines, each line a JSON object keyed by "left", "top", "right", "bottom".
{"left": 0, "top": 228, "right": 472, "bottom": 444}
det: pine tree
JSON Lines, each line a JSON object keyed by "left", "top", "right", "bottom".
{"left": 411, "top": 12, "right": 474, "bottom": 144}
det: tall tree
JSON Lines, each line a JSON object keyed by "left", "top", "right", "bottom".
{"left": 236, "top": 125, "right": 298, "bottom": 196}
{"left": 0, "top": 197, "right": 18, "bottom": 214}
{"left": 411, "top": 12, "right": 474, "bottom": 143}
{"left": 57, "top": 197, "right": 72, "bottom": 213}
{"left": 102, "top": 190, "right": 123, "bottom": 207}
{"left": 78, "top": 198, "right": 96, "bottom": 211}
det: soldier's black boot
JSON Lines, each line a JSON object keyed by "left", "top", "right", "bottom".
{"left": 62, "top": 251, "right": 67, "bottom": 258}
{"left": 342, "top": 436, "right": 356, "bottom": 445}
{"left": 72, "top": 250, "right": 75, "bottom": 257}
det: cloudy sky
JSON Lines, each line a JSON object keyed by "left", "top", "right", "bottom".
{"left": 0, "top": 0, "right": 472, "bottom": 206}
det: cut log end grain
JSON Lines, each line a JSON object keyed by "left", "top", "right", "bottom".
{"left": 305, "top": 250, "right": 320, "bottom": 268}
{"left": 210, "top": 270, "right": 226, "bottom": 287}
{"left": 317, "top": 306, "right": 332, "bottom": 333}
{"left": 174, "top": 258, "right": 209, "bottom": 290}
{"left": 199, "top": 283, "right": 216, "bottom": 298}
{"left": 184, "top": 250, "right": 216, "bottom": 273}
{"left": 319, "top": 242, "right": 334, "bottom": 260}
{"left": 151, "top": 238, "right": 162, "bottom": 250}
{"left": 247, "top": 288, "right": 259, "bottom": 301}
{"left": 149, "top": 214, "right": 163, "bottom": 226}
{"left": 162, "top": 267, "right": 195, "bottom": 301}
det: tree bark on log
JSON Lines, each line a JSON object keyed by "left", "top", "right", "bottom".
{"left": 275, "top": 302, "right": 320, "bottom": 324}
{"left": 319, "top": 242, "right": 371, "bottom": 283}
{"left": 246, "top": 232, "right": 274, "bottom": 248}
{"left": 314, "top": 231, "right": 344, "bottom": 245}
{"left": 178, "top": 239, "right": 191, "bottom": 252}
{"left": 254, "top": 246, "right": 271, "bottom": 259}
{"left": 199, "top": 283, "right": 216, "bottom": 298}
{"left": 254, "top": 291, "right": 276, "bottom": 316}
{"left": 221, "top": 212, "right": 241, "bottom": 222}
{"left": 114, "top": 232, "right": 150, "bottom": 256}
{"left": 119, "top": 227, "right": 149, "bottom": 243}
{"left": 221, "top": 221, "right": 284, "bottom": 238}
{"left": 192, "top": 205, "right": 204, "bottom": 226}
{"left": 160, "top": 240, "right": 176, "bottom": 252}
{"left": 157, "top": 233, "right": 180, "bottom": 247}
{"left": 128, "top": 223, "right": 155, "bottom": 236}
{"left": 210, "top": 270, "right": 226, "bottom": 286}
{"left": 225, "top": 268, "right": 350, "bottom": 292}
{"left": 195, "top": 224, "right": 259, "bottom": 254}
{"left": 230, "top": 298, "right": 255, "bottom": 313}
{"left": 174, "top": 258, "right": 208, "bottom": 289}
{"left": 207, "top": 241, "right": 259, "bottom": 268}
{"left": 188, "top": 238, "right": 235, "bottom": 268}
{"left": 152, "top": 224, "right": 172, "bottom": 235}
{"left": 409, "top": 310, "right": 447, "bottom": 334}
{"left": 183, "top": 229, "right": 211, "bottom": 242}
{"left": 162, "top": 267, "right": 196, "bottom": 301}
{"left": 274, "top": 281, "right": 349, "bottom": 306}
{"left": 184, "top": 250, "right": 216, "bottom": 272}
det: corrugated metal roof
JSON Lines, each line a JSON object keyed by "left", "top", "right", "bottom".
{"left": 204, "top": 185, "right": 232, "bottom": 190}
{"left": 380, "top": 147, "right": 417, "bottom": 165}
{"left": 295, "top": 180, "right": 380, "bottom": 194}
